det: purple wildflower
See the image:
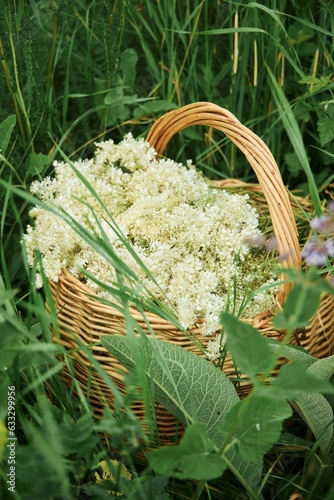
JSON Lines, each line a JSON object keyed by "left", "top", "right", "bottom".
{"left": 328, "top": 201, "right": 334, "bottom": 215}
{"left": 278, "top": 249, "right": 292, "bottom": 262}
{"left": 244, "top": 234, "right": 266, "bottom": 248}
{"left": 310, "top": 214, "right": 334, "bottom": 234}
{"left": 244, "top": 234, "right": 278, "bottom": 251}
{"left": 302, "top": 237, "right": 334, "bottom": 266}
{"left": 310, "top": 200, "right": 334, "bottom": 234}
{"left": 324, "top": 238, "right": 334, "bottom": 257}
{"left": 265, "top": 235, "right": 278, "bottom": 251}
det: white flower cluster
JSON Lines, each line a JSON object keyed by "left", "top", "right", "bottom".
{"left": 23, "top": 133, "right": 278, "bottom": 349}
{"left": 206, "top": 333, "right": 228, "bottom": 362}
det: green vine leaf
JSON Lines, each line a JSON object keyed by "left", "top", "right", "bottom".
{"left": 133, "top": 100, "right": 178, "bottom": 119}
{"left": 27, "top": 152, "right": 51, "bottom": 176}
{"left": 273, "top": 282, "right": 322, "bottom": 330}
{"left": 221, "top": 397, "right": 292, "bottom": 462}
{"left": 285, "top": 152, "right": 302, "bottom": 177}
{"left": 257, "top": 362, "right": 334, "bottom": 400}
{"left": 147, "top": 423, "right": 227, "bottom": 480}
{"left": 317, "top": 116, "right": 334, "bottom": 146}
{"left": 120, "top": 48, "right": 138, "bottom": 91}
{"left": 219, "top": 312, "right": 276, "bottom": 381}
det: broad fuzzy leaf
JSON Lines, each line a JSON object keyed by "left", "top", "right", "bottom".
{"left": 101, "top": 335, "right": 239, "bottom": 440}
{"left": 307, "top": 356, "right": 334, "bottom": 381}
{"left": 266, "top": 339, "right": 315, "bottom": 365}
{"left": 291, "top": 356, "right": 334, "bottom": 454}
{"left": 292, "top": 393, "right": 333, "bottom": 455}
{"left": 101, "top": 335, "right": 263, "bottom": 490}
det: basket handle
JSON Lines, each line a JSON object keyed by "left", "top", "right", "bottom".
{"left": 146, "top": 102, "right": 301, "bottom": 302}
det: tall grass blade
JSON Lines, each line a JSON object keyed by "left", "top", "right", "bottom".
{"left": 266, "top": 66, "right": 322, "bottom": 215}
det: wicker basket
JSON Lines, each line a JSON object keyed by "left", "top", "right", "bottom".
{"left": 50, "top": 102, "right": 334, "bottom": 446}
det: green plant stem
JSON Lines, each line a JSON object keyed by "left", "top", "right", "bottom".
{"left": 192, "top": 480, "right": 206, "bottom": 500}
{"left": 266, "top": 65, "right": 322, "bottom": 215}
{"left": 0, "top": 38, "right": 26, "bottom": 143}
{"left": 8, "top": 31, "right": 33, "bottom": 150}
{"left": 170, "top": 0, "right": 205, "bottom": 104}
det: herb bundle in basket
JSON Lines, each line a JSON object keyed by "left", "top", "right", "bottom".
{"left": 23, "top": 102, "right": 334, "bottom": 445}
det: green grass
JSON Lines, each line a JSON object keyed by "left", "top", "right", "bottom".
{"left": 1, "top": 0, "right": 334, "bottom": 498}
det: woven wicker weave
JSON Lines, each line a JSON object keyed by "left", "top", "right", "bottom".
{"left": 50, "top": 102, "right": 334, "bottom": 446}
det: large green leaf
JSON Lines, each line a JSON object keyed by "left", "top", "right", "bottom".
{"left": 291, "top": 356, "right": 334, "bottom": 455}
{"left": 101, "top": 335, "right": 263, "bottom": 491}
{"left": 133, "top": 100, "right": 178, "bottom": 119}
{"left": 101, "top": 335, "right": 239, "bottom": 439}
{"left": 147, "top": 423, "right": 227, "bottom": 480}
{"left": 292, "top": 393, "right": 333, "bottom": 455}
{"left": 222, "top": 397, "right": 292, "bottom": 462}
{"left": 221, "top": 450, "right": 264, "bottom": 497}
{"left": 307, "top": 356, "right": 334, "bottom": 382}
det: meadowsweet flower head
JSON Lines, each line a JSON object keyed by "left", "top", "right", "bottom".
{"left": 23, "top": 133, "right": 278, "bottom": 338}
{"left": 205, "top": 333, "right": 227, "bottom": 361}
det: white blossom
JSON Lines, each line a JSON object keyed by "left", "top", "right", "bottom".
{"left": 22, "top": 133, "right": 278, "bottom": 340}
{"left": 205, "top": 333, "right": 227, "bottom": 361}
